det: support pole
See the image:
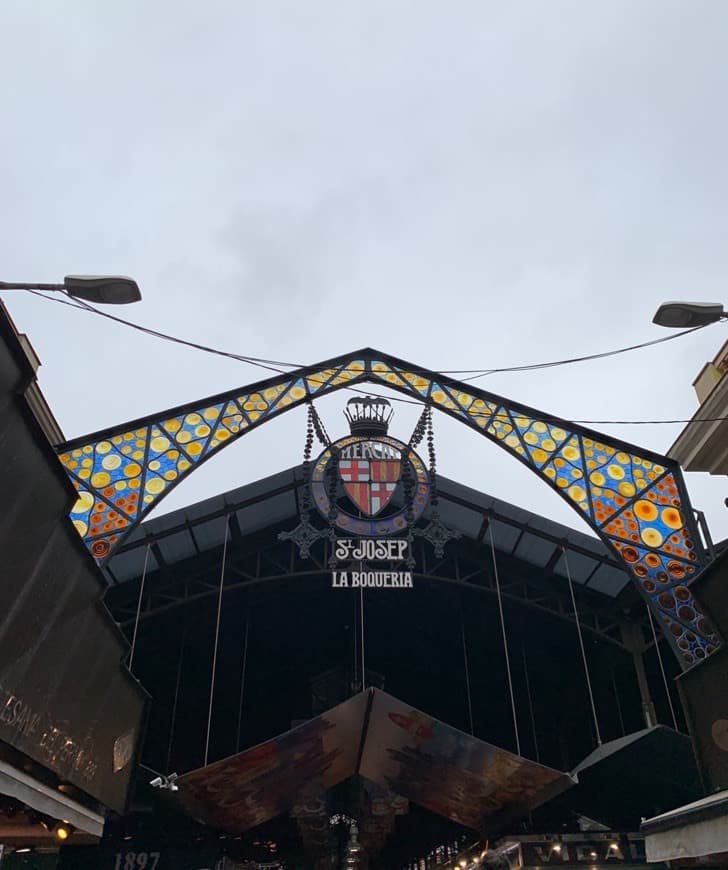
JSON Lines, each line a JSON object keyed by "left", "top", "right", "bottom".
{"left": 621, "top": 622, "right": 657, "bottom": 729}
{"left": 204, "top": 517, "right": 230, "bottom": 766}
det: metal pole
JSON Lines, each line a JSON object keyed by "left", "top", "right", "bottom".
{"left": 128, "top": 543, "right": 151, "bottom": 673}
{"left": 166, "top": 623, "right": 188, "bottom": 773}
{"left": 460, "top": 598, "right": 475, "bottom": 736}
{"left": 236, "top": 605, "right": 251, "bottom": 752}
{"left": 204, "top": 518, "right": 229, "bottom": 766}
{"left": 564, "top": 548, "right": 602, "bottom": 746}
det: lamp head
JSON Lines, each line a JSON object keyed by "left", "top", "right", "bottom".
{"left": 63, "top": 275, "right": 141, "bottom": 305}
{"left": 652, "top": 301, "right": 725, "bottom": 328}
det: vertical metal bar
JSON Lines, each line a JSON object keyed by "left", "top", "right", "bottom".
{"left": 611, "top": 668, "right": 626, "bottom": 737}
{"left": 204, "top": 518, "right": 229, "bottom": 767}
{"left": 564, "top": 548, "right": 602, "bottom": 746}
{"left": 166, "top": 623, "right": 188, "bottom": 773}
{"left": 488, "top": 525, "right": 521, "bottom": 756}
{"left": 521, "top": 642, "right": 539, "bottom": 762}
{"left": 460, "top": 597, "right": 475, "bottom": 736}
{"left": 646, "top": 605, "right": 679, "bottom": 730}
{"left": 360, "top": 586, "right": 366, "bottom": 691}
{"left": 128, "top": 543, "right": 151, "bottom": 673}
{"left": 236, "top": 605, "right": 251, "bottom": 752}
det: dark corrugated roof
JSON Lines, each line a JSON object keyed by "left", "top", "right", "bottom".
{"left": 105, "top": 467, "right": 629, "bottom": 597}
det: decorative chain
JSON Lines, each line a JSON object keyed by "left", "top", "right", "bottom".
{"left": 426, "top": 408, "right": 438, "bottom": 508}
{"left": 409, "top": 406, "right": 429, "bottom": 449}
{"left": 309, "top": 402, "right": 331, "bottom": 447}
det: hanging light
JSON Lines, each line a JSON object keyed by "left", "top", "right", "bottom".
{"left": 552, "top": 844, "right": 562, "bottom": 854}
{"left": 54, "top": 823, "right": 72, "bottom": 841}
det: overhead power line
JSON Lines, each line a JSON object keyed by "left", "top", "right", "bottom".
{"left": 26, "top": 288, "right": 713, "bottom": 377}
{"left": 19, "top": 289, "right": 725, "bottom": 426}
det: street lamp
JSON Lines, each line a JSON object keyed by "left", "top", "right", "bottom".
{"left": 0, "top": 275, "right": 141, "bottom": 305}
{"left": 652, "top": 301, "right": 725, "bottom": 328}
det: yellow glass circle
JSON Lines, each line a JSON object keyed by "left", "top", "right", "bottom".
{"left": 589, "top": 472, "right": 606, "bottom": 486}
{"left": 90, "top": 472, "right": 111, "bottom": 488}
{"left": 96, "top": 441, "right": 112, "bottom": 455}
{"left": 524, "top": 432, "right": 538, "bottom": 445}
{"left": 145, "top": 477, "right": 165, "bottom": 495}
{"left": 568, "top": 485, "right": 586, "bottom": 502}
{"left": 203, "top": 407, "right": 219, "bottom": 420}
{"left": 102, "top": 454, "right": 121, "bottom": 471}
{"left": 533, "top": 421, "right": 548, "bottom": 433}
{"left": 562, "top": 446, "right": 580, "bottom": 461}
{"left": 73, "top": 520, "right": 88, "bottom": 536}
{"left": 124, "top": 463, "right": 142, "bottom": 478}
{"left": 177, "top": 431, "right": 192, "bottom": 444}
{"left": 541, "top": 439, "right": 556, "bottom": 452}
{"left": 532, "top": 448, "right": 548, "bottom": 464}
{"left": 71, "top": 491, "right": 94, "bottom": 514}
{"left": 607, "top": 464, "right": 625, "bottom": 480}
{"left": 187, "top": 442, "right": 203, "bottom": 457}
{"left": 618, "top": 481, "right": 636, "bottom": 497}
{"left": 641, "top": 527, "right": 663, "bottom": 548}
{"left": 151, "top": 436, "right": 170, "bottom": 453}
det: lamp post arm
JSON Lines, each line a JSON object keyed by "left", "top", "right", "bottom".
{"left": 0, "top": 282, "right": 66, "bottom": 292}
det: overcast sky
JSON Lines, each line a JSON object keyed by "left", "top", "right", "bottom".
{"left": 2, "top": 1, "right": 727, "bottom": 544}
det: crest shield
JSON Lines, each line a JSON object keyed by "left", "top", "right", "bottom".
{"left": 339, "top": 444, "right": 402, "bottom": 517}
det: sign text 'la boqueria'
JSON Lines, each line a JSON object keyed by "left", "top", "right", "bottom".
{"left": 332, "top": 538, "right": 413, "bottom": 588}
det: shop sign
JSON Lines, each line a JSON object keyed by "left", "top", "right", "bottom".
{"left": 331, "top": 537, "right": 412, "bottom": 588}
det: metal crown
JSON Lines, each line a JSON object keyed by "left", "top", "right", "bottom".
{"left": 344, "top": 396, "right": 393, "bottom": 436}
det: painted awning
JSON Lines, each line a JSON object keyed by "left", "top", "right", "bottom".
{"left": 173, "top": 688, "right": 573, "bottom": 835}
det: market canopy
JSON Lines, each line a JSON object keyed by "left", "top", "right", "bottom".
{"left": 173, "top": 688, "right": 573, "bottom": 836}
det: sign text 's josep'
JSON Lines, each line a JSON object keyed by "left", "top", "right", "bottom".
{"left": 331, "top": 537, "right": 413, "bottom": 589}
{"left": 334, "top": 538, "right": 408, "bottom": 562}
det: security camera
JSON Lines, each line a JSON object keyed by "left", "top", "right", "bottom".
{"left": 149, "top": 773, "right": 179, "bottom": 791}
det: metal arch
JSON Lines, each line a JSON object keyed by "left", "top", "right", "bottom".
{"left": 55, "top": 347, "right": 719, "bottom": 667}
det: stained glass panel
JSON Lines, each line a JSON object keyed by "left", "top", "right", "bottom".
{"left": 56, "top": 350, "right": 717, "bottom": 667}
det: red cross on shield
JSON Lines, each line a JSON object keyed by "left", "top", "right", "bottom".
{"left": 339, "top": 452, "right": 402, "bottom": 517}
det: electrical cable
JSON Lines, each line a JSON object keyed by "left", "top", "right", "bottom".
{"left": 22, "top": 288, "right": 713, "bottom": 379}
{"left": 19, "top": 289, "right": 728, "bottom": 425}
